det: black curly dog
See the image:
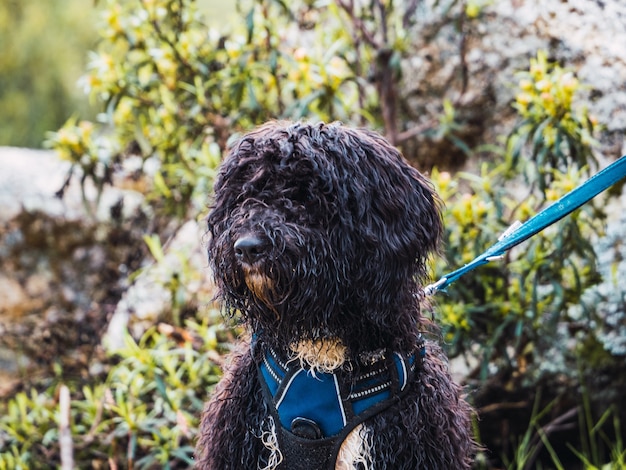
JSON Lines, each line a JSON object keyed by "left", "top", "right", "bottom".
{"left": 195, "top": 121, "right": 475, "bottom": 469}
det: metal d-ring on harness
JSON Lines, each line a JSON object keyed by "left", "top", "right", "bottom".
{"left": 425, "top": 155, "right": 626, "bottom": 296}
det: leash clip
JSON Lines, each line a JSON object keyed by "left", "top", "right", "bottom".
{"left": 424, "top": 277, "right": 447, "bottom": 297}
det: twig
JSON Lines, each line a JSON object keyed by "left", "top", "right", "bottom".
{"left": 402, "top": 0, "right": 419, "bottom": 29}
{"left": 477, "top": 400, "right": 528, "bottom": 415}
{"left": 55, "top": 167, "right": 74, "bottom": 199}
{"left": 396, "top": 119, "right": 437, "bottom": 144}
{"left": 59, "top": 385, "right": 74, "bottom": 470}
{"left": 336, "top": 0, "right": 380, "bottom": 48}
{"left": 458, "top": 1, "right": 469, "bottom": 96}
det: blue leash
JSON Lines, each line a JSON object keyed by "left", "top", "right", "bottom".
{"left": 425, "top": 155, "right": 626, "bottom": 296}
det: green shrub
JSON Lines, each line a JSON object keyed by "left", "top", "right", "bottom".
{"left": 431, "top": 51, "right": 608, "bottom": 385}
{"left": 47, "top": 0, "right": 225, "bottom": 219}
{"left": 0, "top": 317, "right": 228, "bottom": 468}
{"left": 508, "top": 50, "right": 599, "bottom": 192}
{"left": 46, "top": 0, "right": 474, "bottom": 220}
{"left": 431, "top": 52, "right": 625, "bottom": 468}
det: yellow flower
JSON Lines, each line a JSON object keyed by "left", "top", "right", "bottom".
{"left": 294, "top": 47, "right": 308, "bottom": 61}
{"left": 103, "top": 5, "right": 122, "bottom": 34}
{"left": 78, "top": 121, "right": 94, "bottom": 137}
{"left": 465, "top": 1, "right": 480, "bottom": 19}
{"left": 517, "top": 201, "right": 534, "bottom": 219}
{"left": 559, "top": 72, "right": 578, "bottom": 92}
{"left": 474, "top": 200, "right": 488, "bottom": 219}
{"left": 114, "top": 97, "right": 135, "bottom": 125}
{"left": 545, "top": 188, "right": 559, "bottom": 201}
{"left": 436, "top": 171, "right": 452, "bottom": 193}
{"left": 519, "top": 79, "right": 533, "bottom": 91}
{"left": 529, "top": 63, "right": 544, "bottom": 80}
{"left": 516, "top": 92, "right": 532, "bottom": 106}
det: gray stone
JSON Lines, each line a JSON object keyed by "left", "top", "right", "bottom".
{"left": 399, "top": 0, "right": 626, "bottom": 167}
{"left": 0, "top": 148, "right": 150, "bottom": 388}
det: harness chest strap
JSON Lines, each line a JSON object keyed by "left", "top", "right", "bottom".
{"left": 254, "top": 338, "right": 425, "bottom": 468}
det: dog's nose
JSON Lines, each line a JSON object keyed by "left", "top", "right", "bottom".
{"left": 234, "top": 235, "right": 266, "bottom": 264}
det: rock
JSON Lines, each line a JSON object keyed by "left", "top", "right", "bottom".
{"left": 0, "top": 276, "right": 32, "bottom": 318}
{"left": 0, "top": 148, "right": 149, "bottom": 390}
{"left": 399, "top": 0, "right": 626, "bottom": 168}
{"left": 0, "top": 147, "right": 144, "bottom": 221}
{"left": 0, "top": 147, "right": 216, "bottom": 392}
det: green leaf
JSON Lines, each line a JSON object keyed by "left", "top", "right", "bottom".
{"left": 143, "top": 234, "right": 165, "bottom": 263}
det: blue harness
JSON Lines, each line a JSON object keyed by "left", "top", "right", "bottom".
{"left": 255, "top": 338, "right": 425, "bottom": 468}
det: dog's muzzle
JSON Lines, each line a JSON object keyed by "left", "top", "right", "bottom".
{"left": 234, "top": 234, "right": 278, "bottom": 307}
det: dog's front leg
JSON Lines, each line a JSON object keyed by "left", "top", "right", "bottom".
{"left": 195, "top": 341, "right": 268, "bottom": 469}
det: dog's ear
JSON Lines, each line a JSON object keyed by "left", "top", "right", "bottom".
{"left": 390, "top": 162, "right": 444, "bottom": 260}
{"left": 330, "top": 126, "right": 443, "bottom": 275}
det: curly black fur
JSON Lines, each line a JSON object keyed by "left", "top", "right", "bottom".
{"left": 195, "top": 121, "right": 476, "bottom": 469}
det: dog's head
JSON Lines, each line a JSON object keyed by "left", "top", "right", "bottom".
{"left": 207, "top": 121, "right": 442, "bottom": 354}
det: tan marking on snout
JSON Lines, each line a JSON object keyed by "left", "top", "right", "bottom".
{"left": 242, "top": 267, "right": 278, "bottom": 310}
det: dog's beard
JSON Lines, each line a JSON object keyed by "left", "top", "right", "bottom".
{"left": 215, "top": 228, "right": 346, "bottom": 346}
{"left": 242, "top": 266, "right": 277, "bottom": 309}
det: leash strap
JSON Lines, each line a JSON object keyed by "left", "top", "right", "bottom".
{"left": 425, "top": 155, "right": 626, "bottom": 296}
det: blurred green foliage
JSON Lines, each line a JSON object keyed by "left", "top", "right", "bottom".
{"left": 0, "top": 318, "right": 228, "bottom": 468}
{"left": 46, "top": 0, "right": 473, "bottom": 217}
{"left": 0, "top": 0, "right": 98, "bottom": 147}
